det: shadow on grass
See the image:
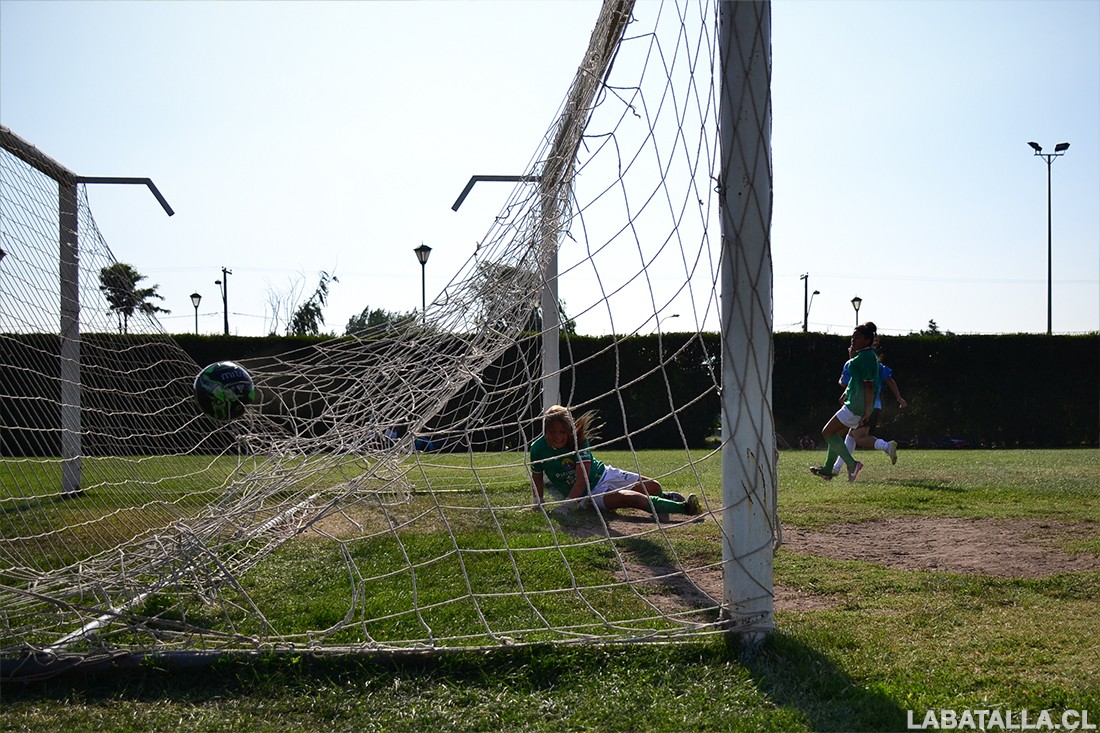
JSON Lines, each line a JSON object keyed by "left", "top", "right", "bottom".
{"left": 0, "top": 487, "right": 87, "bottom": 518}
{"left": 3, "top": 638, "right": 910, "bottom": 731}
{"left": 880, "top": 479, "right": 966, "bottom": 493}
{"left": 736, "top": 632, "right": 909, "bottom": 732}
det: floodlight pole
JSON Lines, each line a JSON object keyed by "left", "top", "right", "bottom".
{"left": 1028, "top": 141, "right": 1070, "bottom": 335}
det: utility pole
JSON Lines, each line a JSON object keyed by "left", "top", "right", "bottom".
{"left": 215, "top": 267, "right": 231, "bottom": 336}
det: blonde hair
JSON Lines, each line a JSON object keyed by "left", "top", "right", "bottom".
{"left": 543, "top": 405, "right": 602, "bottom": 449}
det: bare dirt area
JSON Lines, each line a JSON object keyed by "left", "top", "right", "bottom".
{"left": 780, "top": 517, "right": 1100, "bottom": 579}
{"left": 596, "top": 514, "right": 1100, "bottom": 615}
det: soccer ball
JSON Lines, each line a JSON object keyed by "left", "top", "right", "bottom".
{"left": 193, "top": 361, "right": 255, "bottom": 420}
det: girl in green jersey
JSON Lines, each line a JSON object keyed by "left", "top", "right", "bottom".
{"left": 811, "top": 322, "right": 880, "bottom": 481}
{"left": 529, "top": 405, "right": 702, "bottom": 518}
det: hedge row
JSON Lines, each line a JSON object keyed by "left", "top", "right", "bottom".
{"left": 3, "top": 331, "right": 1096, "bottom": 456}
{"left": 175, "top": 331, "right": 1099, "bottom": 449}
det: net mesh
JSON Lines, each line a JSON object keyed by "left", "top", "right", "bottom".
{"left": 0, "top": 0, "right": 776, "bottom": 672}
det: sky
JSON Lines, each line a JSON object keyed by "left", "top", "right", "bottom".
{"left": 1, "top": 0, "right": 1097, "bottom": 338}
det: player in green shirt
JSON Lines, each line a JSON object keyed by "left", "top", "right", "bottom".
{"left": 811, "top": 322, "right": 881, "bottom": 481}
{"left": 529, "top": 405, "right": 702, "bottom": 518}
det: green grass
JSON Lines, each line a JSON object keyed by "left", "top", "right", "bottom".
{"left": 2, "top": 449, "right": 1098, "bottom": 732}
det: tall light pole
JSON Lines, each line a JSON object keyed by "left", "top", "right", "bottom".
{"left": 214, "top": 267, "right": 231, "bottom": 336}
{"left": 851, "top": 296, "right": 862, "bottom": 327}
{"left": 190, "top": 292, "right": 201, "bottom": 335}
{"left": 1028, "top": 141, "right": 1070, "bottom": 335}
{"left": 413, "top": 243, "right": 432, "bottom": 325}
{"left": 800, "top": 274, "right": 819, "bottom": 332}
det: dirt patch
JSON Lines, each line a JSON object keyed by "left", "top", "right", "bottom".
{"left": 604, "top": 515, "right": 1099, "bottom": 614}
{"left": 781, "top": 517, "right": 1100, "bottom": 579}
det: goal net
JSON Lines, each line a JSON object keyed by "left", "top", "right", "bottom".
{"left": 0, "top": 0, "right": 776, "bottom": 674}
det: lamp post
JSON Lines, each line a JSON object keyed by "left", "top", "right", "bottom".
{"left": 189, "top": 292, "right": 201, "bottom": 335}
{"left": 851, "top": 296, "right": 862, "bottom": 327}
{"left": 1027, "top": 141, "right": 1070, "bottom": 335}
{"left": 214, "top": 267, "right": 231, "bottom": 336}
{"left": 800, "top": 274, "right": 819, "bottom": 332}
{"left": 656, "top": 313, "right": 680, "bottom": 332}
{"left": 413, "top": 243, "right": 432, "bottom": 325}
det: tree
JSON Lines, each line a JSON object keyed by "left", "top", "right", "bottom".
{"left": 288, "top": 270, "right": 338, "bottom": 337}
{"left": 914, "top": 319, "right": 954, "bottom": 337}
{"left": 98, "top": 262, "right": 169, "bottom": 334}
{"left": 467, "top": 261, "right": 577, "bottom": 335}
{"left": 345, "top": 306, "right": 417, "bottom": 336}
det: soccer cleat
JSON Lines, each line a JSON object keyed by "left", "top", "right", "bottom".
{"left": 809, "top": 467, "right": 833, "bottom": 481}
{"left": 663, "top": 491, "right": 686, "bottom": 503}
{"left": 684, "top": 493, "right": 703, "bottom": 515}
{"left": 848, "top": 461, "right": 864, "bottom": 482}
{"left": 885, "top": 440, "right": 898, "bottom": 465}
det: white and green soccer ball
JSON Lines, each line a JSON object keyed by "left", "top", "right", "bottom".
{"left": 193, "top": 361, "right": 255, "bottom": 420}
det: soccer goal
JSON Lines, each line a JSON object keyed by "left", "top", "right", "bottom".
{"left": 0, "top": 0, "right": 776, "bottom": 676}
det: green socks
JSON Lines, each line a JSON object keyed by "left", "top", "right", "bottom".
{"left": 824, "top": 434, "right": 855, "bottom": 475}
{"left": 651, "top": 495, "right": 689, "bottom": 514}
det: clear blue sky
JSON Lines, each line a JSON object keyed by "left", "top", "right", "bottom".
{"left": 2, "top": 0, "right": 1097, "bottom": 337}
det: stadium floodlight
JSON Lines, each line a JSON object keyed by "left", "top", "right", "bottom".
{"left": 190, "top": 292, "right": 201, "bottom": 335}
{"left": 1028, "top": 140, "right": 1071, "bottom": 335}
{"left": 414, "top": 243, "right": 432, "bottom": 324}
{"left": 851, "top": 296, "right": 862, "bottom": 326}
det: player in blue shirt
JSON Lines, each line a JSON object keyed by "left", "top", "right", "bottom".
{"left": 831, "top": 350, "right": 908, "bottom": 475}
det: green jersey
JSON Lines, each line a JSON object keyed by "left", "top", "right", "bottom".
{"left": 529, "top": 435, "right": 605, "bottom": 495}
{"left": 845, "top": 347, "right": 881, "bottom": 417}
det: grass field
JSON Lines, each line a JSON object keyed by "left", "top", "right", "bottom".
{"left": 2, "top": 449, "right": 1098, "bottom": 732}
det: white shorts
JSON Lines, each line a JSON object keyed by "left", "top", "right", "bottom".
{"left": 835, "top": 405, "right": 863, "bottom": 429}
{"left": 587, "top": 465, "right": 642, "bottom": 511}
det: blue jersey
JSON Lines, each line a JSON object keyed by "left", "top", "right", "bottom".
{"left": 840, "top": 361, "right": 893, "bottom": 410}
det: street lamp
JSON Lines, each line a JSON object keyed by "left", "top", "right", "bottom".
{"left": 851, "top": 296, "right": 862, "bottom": 326}
{"left": 800, "top": 274, "right": 819, "bottom": 332}
{"left": 190, "top": 292, "right": 201, "bottom": 335}
{"left": 413, "top": 243, "right": 432, "bottom": 324}
{"left": 656, "top": 313, "right": 680, "bottom": 332}
{"left": 214, "top": 267, "right": 231, "bottom": 336}
{"left": 1027, "top": 141, "right": 1070, "bottom": 335}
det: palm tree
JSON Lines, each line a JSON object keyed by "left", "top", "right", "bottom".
{"left": 98, "top": 262, "right": 170, "bottom": 334}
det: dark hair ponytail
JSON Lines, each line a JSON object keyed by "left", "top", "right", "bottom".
{"left": 855, "top": 321, "right": 877, "bottom": 340}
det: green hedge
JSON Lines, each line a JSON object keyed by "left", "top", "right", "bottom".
{"left": 4, "top": 332, "right": 1097, "bottom": 456}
